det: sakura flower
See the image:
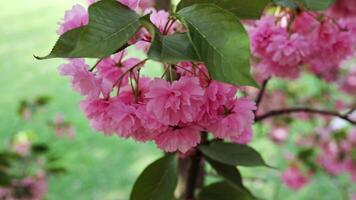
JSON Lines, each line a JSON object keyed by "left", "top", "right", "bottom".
{"left": 292, "top": 12, "right": 319, "bottom": 35}
{"left": 97, "top": 51, "right": 141, "bottom": 86}
{"left": 208, "top": 98, "right": 256, "bottom": 144}
{"left": 59, "top": 59, "right": 102, "bottom": 97}
{"left": 249, "top": 16, "right": 288, "bottom": 57}
{"left": 282, "top": 165, "right": 310, "bottom": 190}
{"left": 311, "top": 20, "right": 354, "bottom": 66}
{"left": 133, "top": 105, "right": 166, "bottom": 142}
{"left": 154, "top": 124, "right": 201, "bottom": 153}
{"left": 80, "top": 97, "right": 116, "bottom": 135}
{"left": 198, "top": 81, "right": 237, "bottom": 127}
{"left": 12, "top": 174, "right": 48, "bottom": 200}
{"left": 269, "top": 127, "right": 289, "bottom": 144}
{"left": 108, "top": 100, "right": 140, "bottom": 138}
{"left": 329, "top": 0, "right": 356, "bottom": 17}
{"left": 340, "top": 68, "right": 356, "bottom": 95}
{"left": 145, "top": 8, "right": 177, "bottom": 35}
{"left": 57, "top": 4, "right": 88, "bottom": 35}
{"left": 146, "top": 77, "right": 205, "bottom": 125}
{"left": 266, "top": 33, "right": 310, "bottom": 67}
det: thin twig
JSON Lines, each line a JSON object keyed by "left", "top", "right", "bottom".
{"left": 255, "top": 107, "right": 356, "bottom": 125}
{"left": 254, "top": 77, "right": 270, "bottom": 115}
{"left": 89, "top": 58, "right": 104, "bottom": 72}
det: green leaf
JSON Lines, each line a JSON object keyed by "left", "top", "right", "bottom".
{"left": 148, "top": 32, "right": 201, "bottom": 63}
{"left": 46, "top": 166, "right": 67, "bottom": 175}
{"left": 177, "top": 0, "right": 271, "bottom": 19}
{"left": 207, "top": 159, "right": 254, "bottom": 197}
{"left": 297, "top": 0, "right": 334, "bottom": 10}
{"left": 198, "top": 181, "right": 254, "bottom": 200}
{"left": 130, "top": 154, "right": 178, "bottom": 200}
{"left": 31, "top": 143, "right": 49, "bottom": 154}
{"left": 199, "top": 141, "right": 269, "bottom": 167}
{"left": 178, "top": 4, "right": 258, "bottom": 87}
{"left": 0, "top": 171, "right": 11, "bottom": 186}
{"left": 36, "top": 0, "right": 141, "bottom": 59}
{"left": 35, "top": 27, "right": 84, "bottom": 60}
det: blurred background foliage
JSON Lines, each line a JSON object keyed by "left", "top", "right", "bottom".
{"left": 0, "top": 0, "right": 354, "bottom": 199}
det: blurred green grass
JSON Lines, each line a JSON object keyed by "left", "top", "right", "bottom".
{"left": 0, "top": 1, "right": 352, "bottom": 200}
{"left": 0, "top": 1, "right": 160, "bottom": 199}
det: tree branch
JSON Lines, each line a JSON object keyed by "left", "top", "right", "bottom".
{"left": 184, "top": 150, "right": 203, "bottom": 200}
{"left": 255, "top": 107, "right": 356, "bottom": 125}
{"left": 254, "top": 77, "right": 270, "bottom": 115}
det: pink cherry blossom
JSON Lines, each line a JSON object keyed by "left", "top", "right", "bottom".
{"left": 108, "top": 100, "right": 141, "bottom": 138}
{"left": 154, "top": 124, "right": 201, "bottom": 153}
{"left": 208, "top": 98, "right": 256, "bottom": 144}
{"left": 292, "top": 12, "right": 319, "bottom": 35}
{"left": 176, "top": 62, "right": 211, "bottom": 87}
{"left": 145, "top": 8, "right": 178, "bottom": 35}
{"left": 146, "top": 77, "right": 205, "bottom": 125}
{"left": 80, "top": 97, "right": 116, "bottom": 135}
{"left": 118, "top": 76, "right": 151, "bottom": 104}
{"left": 341, "top": 67, "right": 356, "bottom": 94}
{"left": 255, "top": 59, "right": 300, "bottom": 79}
{"left": 58, "top": 4, "right": 88, "bottom": 35}
{"left": 198, "top": 81, "right": 237, "bottom": 127}
{"left": 249, "top": 16, "right": 288, "bottom": 57}
{"left": 133, "top": 105, "right": 166, "bottom": 142}
{"left": 59, "top": 59, "right": 102, "bottom": 97}
{"left": 269, "top": 127, "right": 289, "bottom": 144}
{"left": 311, "top": 20, "right": 354, "bottom": 66}
{"left": 266, "top": 33, "right": 310, "bottom": 67}
{"left": 282, "top": 165, "right": 310, "bottom": 190}
{"left": 329, "top": 0, "right": 356, "bottom": 17}
{"left": 97, "top": 51, "right": 141, "bottom": 86}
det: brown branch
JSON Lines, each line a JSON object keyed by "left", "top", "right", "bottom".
{"left": 184, "top": 150, "right": 203, "bottom": 200}
{"left": 254, "top": 77, "right": 270, "bottom": 115}
{"left": 255, "top": 107, "right": 356, "bottom": 125}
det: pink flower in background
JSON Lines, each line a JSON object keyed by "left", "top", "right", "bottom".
{"left": 309, "top": 60, "right": 340, "bottom": 82}
{"left": 255, "top": 59, "right": 300, "bottom": 79}
{"left": 139, "top": 0, "right": 155, "bottom": 10}
{"left": 311, "top": 20, "right": 354, "bottom": 66}
{"left": 269, "top": 127, "right": 289, "bottom": 144}
{"left": 266, "top": 33, "right": 310, "bottom": 67}
{"left": 146, "top": 77, "right": 205, "bottom": 125}
{"left": 282, "top": 165, "right": 310, "bottom": 190}
{"left": 51, "top": 113, "right": 76, "bottom": 139}
{"left": 249, "top": 16, "right": 288, "bottom": 57}
{"left": 57, "top": 4, "right": 88, "bottom": 35}
{"left": 292, "top": 12, "right": 319, "bottom": 35}
{"left": 208, "top": 98, "right": 256, "bottom": 144}
{"left": 329, "top": 0, "right": 356, "bottom": 17}
{"left": 59, "top": 59, "right": 102, "bottom": 97}
{"left": 341, "top": 68, "right": 356, "bottom": 95}
{"left": 353, "top": 193, "right": 356, "bottom": 200}
{"left": 13, "top": 141, "right": 31, "bottom": 156}
{"left": 154, "top": 124, "right": 201, "bottom": 153}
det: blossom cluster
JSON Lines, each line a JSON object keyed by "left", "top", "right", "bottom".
{"left": 57, "top": 0, "right": 256, "bottom": 153}
{"left": 0, "top": 174, "right": 47, "bottom": 200}
{"left": 280, "top": 127, "right": 356, "bottom": 191}
{"left": 248, "top": 2, "right": 356, "bottom": 82}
